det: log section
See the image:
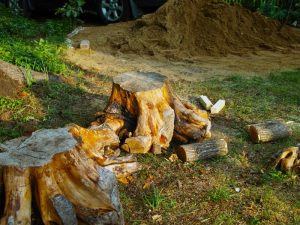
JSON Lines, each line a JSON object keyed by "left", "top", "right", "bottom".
{"left": 177, "top": 139, "right": 228, "bottom": 162}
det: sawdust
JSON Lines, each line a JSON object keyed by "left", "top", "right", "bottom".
{"left": 67, "top": 0, "right": 300, "bottom": 81}
{"left": 110, "top": 0, "right": 300, "bottom": 58}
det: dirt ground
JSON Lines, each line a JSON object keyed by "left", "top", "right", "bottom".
{"left": 66, "top": 0, "right": 300, "bottom": 81}
{"left": 66, "top": 42, "right": 300, "bottom": 81}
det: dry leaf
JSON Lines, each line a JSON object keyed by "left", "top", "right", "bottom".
{"left": 168, "top": 154, "right": 178, "bottom": 162}
{"left": 143, "top": 175, "right": 155, "bottom": 189}
{"left": 18, "top": 91, "right": 29, "bottom": 97}
{"left": 118, "top": 175, "right": 134, "bottom": 184}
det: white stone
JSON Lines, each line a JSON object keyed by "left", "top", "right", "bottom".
{"left": 234, "top": 187, "right": 241, "bottom": 193}
{"left": 80, "top": 39, "right": 90, "bottom": 50}
{"left": 199, "top": 95, "right": 213, "bottom": 110}
{"left": 211, "top": 100, "right": 226, "bottom": 114}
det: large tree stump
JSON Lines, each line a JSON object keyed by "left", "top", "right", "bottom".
{"left": 92, "top": 72, "right": 211, "bottom": 154}
{"left": 0, "top": 125, "right": 141, "bottom": 225}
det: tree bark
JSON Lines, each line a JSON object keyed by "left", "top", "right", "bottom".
{"left": 177, "top": 139, "right": 228, "bottom": 162}
{"left": 92, "top": 72, "right": 211, "bottom": 154}
{"left": 247, "top": 121, "right": 291, "bottom": 143}
{"left": 0, "top": 125, "right": 142, "bottom": 225}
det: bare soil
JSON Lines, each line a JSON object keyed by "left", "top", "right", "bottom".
{"left": 66, "top": 0, "right": 300, "bottom": 81}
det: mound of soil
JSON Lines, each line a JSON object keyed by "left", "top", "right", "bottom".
{"left": 108, "top": 0, "right": 300, "bottom": 57}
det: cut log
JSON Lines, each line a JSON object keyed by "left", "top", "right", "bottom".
{"left": 177, "top": 139, "right": 228, "bottom": 162}
{"left": 94, "top": 72, "right": 211, "bottom": 153}
{"left": 247, "top": 121, "right": 292, "bottom": 143}
{"left": 0, "top": 125, "right": 142, "bottom": 225}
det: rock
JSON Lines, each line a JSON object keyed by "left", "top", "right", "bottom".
{"left": 80, "top": 40, "right": 90, "bottom": 50}
{"left": 199, "top": 95, "right": 213, "bottom": 110}
{"left": 234, "top": 187, "right": 241, "bottom": 193}
{"left": 0, "top": 60, "right": 48, "bottom": 97}
{"left": 211, "top": 99, "right": 226, "bottom": 114}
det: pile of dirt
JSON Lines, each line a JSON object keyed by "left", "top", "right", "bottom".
{"left": 108, "top": 0, "right": 300, "bottom": 57}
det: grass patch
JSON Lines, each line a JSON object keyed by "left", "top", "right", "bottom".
{"left": 261, "top": 169, "right": 292, "bottom": 184}
{"left": 0, "top": 4, "right": 74, "bottom": 75}
{"left": 143, "top": 187, "right": 176, "bottom": 210}
{"left": 208, "top": 186, "right": 232, "bottom": 202}
{"left": 172, "top": 70, "right": 300, "bottom": 121}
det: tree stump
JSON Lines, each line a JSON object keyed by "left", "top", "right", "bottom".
{"left": 0, "top": 125, "right": 141, "bottom": 225}
{"left": 92, "top": 72, "right": 211, "bottom": 154}
{"left": 246, "top": 121, "right": 291, "bottom": 143}
{"left": 177, "top": 139, "right": 228, "bottom": 162}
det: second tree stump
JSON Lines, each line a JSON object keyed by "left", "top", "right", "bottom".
{"left": 93, "top": 72, "right": 212, "bottom": 154}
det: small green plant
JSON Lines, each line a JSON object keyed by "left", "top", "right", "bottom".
{"left": 0, "top": 97, "right": 22, "bottom": 110}
{"left": 24, "top": 66, "right": 35, "bottom": 87}
{"left": 143, "top": 187, "right": 165, "bottom": 210}
{"left": 56, "top": 0, "right": 85, "bottom": 27}
{"left": 261, "top": 169, "right": 290, "bottom": 183}
{"left": 142, "top": 186, "right": 176, "bottom": 211}
{"left": 0, "top": 5, "right": 74, "bottom": 76}
{"left": 208, "top": 186, "right": 232, "bottom": 202}
{"left": 0, "top": 126, "right": 22, "bottom": 142}
{"left": 249, "top": 216, "right": 262, "bottom": 225}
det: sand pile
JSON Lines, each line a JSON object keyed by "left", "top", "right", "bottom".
{"left": 109, "top": 0, "right": 300, "bottom": 57}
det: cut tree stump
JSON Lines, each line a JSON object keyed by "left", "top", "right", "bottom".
{"left": 177, "top": 139, "right": 228, "bottom": 162}
{"left": 246, "top": 120, "right": 292, "bottom": 143}
{"left": 0, "top": 124, "right": 142, "bottom": 225}
{"left": 91, "top": 72, "right": 211, "bottom": 154}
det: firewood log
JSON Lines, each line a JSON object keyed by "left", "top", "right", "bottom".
{"left": 177, "top": 139, "right": 228, "bottom": 162}
{"left": 246, "top": 121, "right": 292, "bottom": 143}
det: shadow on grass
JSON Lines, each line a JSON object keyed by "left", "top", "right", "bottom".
{"left": 0, "top": 78, "right": 110, "bottom": 142}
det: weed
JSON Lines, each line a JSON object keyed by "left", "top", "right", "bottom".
{"left": 0, "top": 126, "right": 21, "bottom": 142}
{"left": 24, "top": 66, "right": 35, "bottom": 87}
{"left": 0, "top": 97, "right": 22, "bottom": 110}
{"left": 143, "top": 187, "right": 165, "bottom": 210}
{"left": 261, "top": 169, "right": 290, "bottom": 183}
{"left": 0, "top": 5, "right": 74, "bottom": 76}
{"left": 208, "top": 186, "right": 232, "bottom": 202}
{"left": 142, "top": 187, "right": 177, "bottom": 211}
{"left": 249, "top": 216, "right": 261, "bottom": 225}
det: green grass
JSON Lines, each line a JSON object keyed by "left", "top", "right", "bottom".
{"left": 143, "top": 187, "right": 176, "bottom": 211}
{"left": 172, "top": 70, "right": 300, "bottom": 122}
{"left": 0, "top": 4, "right": 74, "bottom": 76}
{"left": 208, "top": 186, "right": 232, "bottom": 202}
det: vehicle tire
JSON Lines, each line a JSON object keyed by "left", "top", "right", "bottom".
{"left": 97, "top": 0, "right": 130, "bottom": 24}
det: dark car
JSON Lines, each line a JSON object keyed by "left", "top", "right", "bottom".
{"left": 3, "top": 0, "right": 166, "bottom": 23}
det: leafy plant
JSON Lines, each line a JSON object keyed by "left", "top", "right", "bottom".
{"left": 56, "top": 0, "right": 85, "bottom": 27}
{"left": 224, "top": 0, "right": 300, "bottom": 22}
{"left": 7, "top": 0, "right": 22, "bottom": 15}
{"left": 24, "top": 66, "right": 35, "bottom": 87}
{"left": 0, "top": 5, "right": 74, "bottom": 76}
